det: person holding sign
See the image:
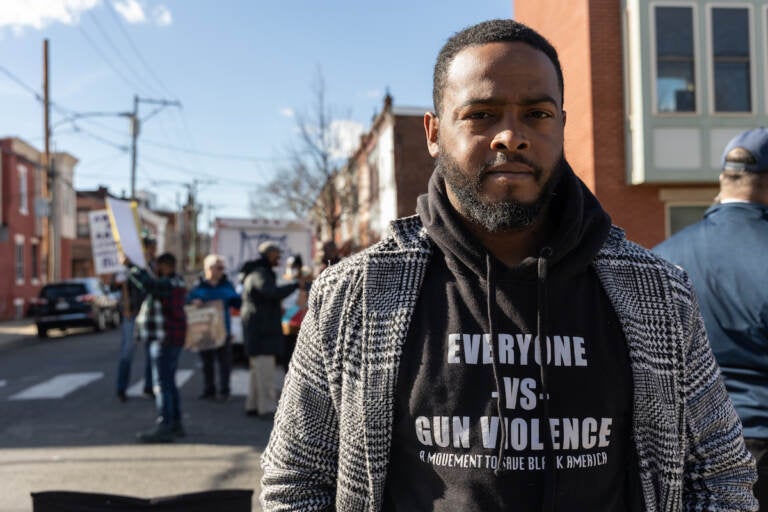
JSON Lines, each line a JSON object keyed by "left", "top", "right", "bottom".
{"left": 115, "top": 234, "right": 157, "bottom": 402}
{"left": 188, "top": 254, "right": 242, "bottom": 402}
{"left": 124, "top": 252, "right": 187, "bottom": 443}
{"left": 260, "top": 19, "right": 756, "bottom": 511}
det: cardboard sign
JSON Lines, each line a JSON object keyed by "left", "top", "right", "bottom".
{"left": 106, "top": 198, "right": 146, "bottom": 268}
{"left": 184, "top": 301, "right": 227, "bottom": 352}
{"left": 88, "top": 210, "right": 122, "bottom": 275}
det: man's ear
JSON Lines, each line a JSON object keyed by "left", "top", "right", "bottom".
{"left": 424, "top": 112, "right": 440, "bottom": 157}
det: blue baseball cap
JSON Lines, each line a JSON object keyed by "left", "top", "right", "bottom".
{"left": 722, "top": 128, "right": 768, "bottom": 173}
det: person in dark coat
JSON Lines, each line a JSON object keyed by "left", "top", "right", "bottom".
{"left": 241, "top": 242, "right": 303, "bottom": 417}
{"left": 654, "top": 127, "right": 768, "bottom": 508}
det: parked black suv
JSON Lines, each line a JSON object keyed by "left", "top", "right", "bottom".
{"left": 29, "top": 278, "right": 121, "bottom": 338}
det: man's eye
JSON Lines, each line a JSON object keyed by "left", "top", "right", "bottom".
{"left": 528, "top": 110, "right": 553, "bottom": 119}
{"left": 466, "top": 111, "right": 492, "bottom": 120}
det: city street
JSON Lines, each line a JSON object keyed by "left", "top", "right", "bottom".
{"left": 0, "top": 324, "right": 271, "bottom": 511}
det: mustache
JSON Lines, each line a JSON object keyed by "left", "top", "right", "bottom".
{"left": 480, "top": 153, "right": 542, "bottom": 176}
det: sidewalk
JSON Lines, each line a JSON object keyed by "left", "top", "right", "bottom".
{"left": 0, "top": 318, "right": 36, "bottom": 349}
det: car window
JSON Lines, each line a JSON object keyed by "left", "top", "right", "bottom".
{"left": 41, "top": 284, "right": 88, "bottom": 300}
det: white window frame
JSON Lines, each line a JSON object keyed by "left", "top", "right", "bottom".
{"left": 17, "top": 164, "right": 28, "bottom": 215}
{"left": 650, "top": 1, "right": 701, "bottom": 116}
{"left": 706, "top": 2, "right": 756, "bottom": 115}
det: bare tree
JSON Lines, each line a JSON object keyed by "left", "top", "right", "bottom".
{"left": 250, "top": 69, "right": 356, "bottom": 240}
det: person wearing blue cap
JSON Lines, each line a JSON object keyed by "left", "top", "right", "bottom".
{"left": 655, "top": 127, "right": 768, "bottom": 508}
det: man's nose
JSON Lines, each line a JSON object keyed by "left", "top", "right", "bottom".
{"left": 490, "top": 118, "right": 529, "bottom": 152}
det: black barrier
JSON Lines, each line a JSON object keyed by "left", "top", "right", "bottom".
{"left": 31, "top": 489, "right": 253, "bottom": 512}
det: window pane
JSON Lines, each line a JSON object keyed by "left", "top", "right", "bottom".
{"left": 656, "top": 7, "right": 696, "bottom": 112}
{"left": 657, "top": 7, "right": 694, "bottom": 57}
{"left": 714, "top": 62, "right": 752, "bottom": 111}
{"left": 713, "top": 8, "right": 749, "bottom": 57}
{"left": 657, "top": 63, "right": 696, "bottom": 112}
{"left": 670, "top": 206, "right": 708, "bottom": 235}
{"left": 712, "top": 7, "right": 751, "bottom": 112}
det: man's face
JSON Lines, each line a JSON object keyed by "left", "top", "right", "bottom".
{"left": 157, "top": 262, "right": 173, "bottom": 277}
{"left": 425, "top": 42, "right": 566, "bottom": 231}
{"left": 267, "top": 250, "right": 281, "bottom": 267}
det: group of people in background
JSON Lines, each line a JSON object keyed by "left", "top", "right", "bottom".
{"left": 112, "top": 233, "right": 324, "bottom": 442}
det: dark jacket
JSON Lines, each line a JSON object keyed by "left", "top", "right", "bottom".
{"left": 654, "top": 201, "right": 768, "bottom": 439}
{"left": 128, "top": 265, "right": 187, "bottom": 347}
{"left": 261, "top": 211, "right": 757, "bottom": 512}
{"left": 241, "top": 258, "right": 298, "bottom": 356}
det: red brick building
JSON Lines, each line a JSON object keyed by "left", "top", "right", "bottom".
{"left": 514, "top": 1, "right": 754, "bottom": 248}
{"left": 0, "top": 137, "right": 76, "bottom": 320}
{"left": 327, "top": 95, "right": 435, "bottom": 250}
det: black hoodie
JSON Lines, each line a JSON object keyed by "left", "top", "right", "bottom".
{"left": 383, "top": 165, "right": 635, "bottom": 512}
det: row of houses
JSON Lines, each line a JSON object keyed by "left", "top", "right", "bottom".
{"left": 0, "top": 136, "right": 207, "bottom": 321}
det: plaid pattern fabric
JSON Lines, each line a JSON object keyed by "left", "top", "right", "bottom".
{"left": 135, "top": 295, "right": 164, "bottom": 343}
{"left": 161, "top": 277, "right": 187, "bottom": 346}
{"left": 132, "top": 270, "right": 187, "bottom": 346}
{"left": 261, "top": 215, "right": 758, "bottom": 512}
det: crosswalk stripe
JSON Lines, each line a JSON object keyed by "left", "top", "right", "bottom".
{"left": 126, "top": 369, "right": 194, "bottom": 397}
{"left": 9, "top": 372, "right": 103, "bottom": 400}
{"left": 229, "top": 368, "right": 285, "bottom": 396}
{"left": 230, "top": 369, "right": 248, "bottom": 396}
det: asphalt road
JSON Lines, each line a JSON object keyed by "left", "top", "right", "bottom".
{"left": 0, "top": 325, "right": 272, "bottom": 511}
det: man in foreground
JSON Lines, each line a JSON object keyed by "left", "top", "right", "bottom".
{"left": 655, "top": 128, "right": 768, "bottom": 509}
{"left": 261, "top": 19, "right": 756, "bottom": 511}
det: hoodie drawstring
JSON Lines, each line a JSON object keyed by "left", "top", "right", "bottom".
{"left": 485, "top": 253, "right": 507, "bottom": 476}
{"left": 486, "top": 249, "right": 557, "bottom": 511}
{"left": 537, "top": 247, "right": 557, "bottom": 512}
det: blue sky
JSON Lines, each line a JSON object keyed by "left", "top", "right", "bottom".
{"left": 0, "top": 0, "right": 513, "bottom": 229}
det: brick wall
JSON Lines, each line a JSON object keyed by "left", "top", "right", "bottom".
{"left": 0, "top": 140, "right": 44, "bottom": 320}
{"left": 516, "top": 1, "right": 678, "bottom": 248}
{"left": 394, "top": 114, "right": 435, "bottom": 218}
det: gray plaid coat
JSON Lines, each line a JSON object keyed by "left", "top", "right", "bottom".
{"left": 261, "top": 216, "right": 757, "bottom": 512}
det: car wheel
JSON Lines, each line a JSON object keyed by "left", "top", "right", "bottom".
{"left": 95, "top": 311, "right": 107, "bottom": 332}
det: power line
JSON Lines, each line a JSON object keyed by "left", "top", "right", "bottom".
{"left": 138, "top": 137, "right": 289, "bottom": 162}
{"left": 86, "top": 10, "right": 161, "bottom": 97}
{"left": 0, "top": 64, "right": 43, "bottom": 100}
{"left": 103, "top": 0, "right": 177, "bottom": 100}
{"left": 77, "top": 25, "right": 148, "bottom": 95}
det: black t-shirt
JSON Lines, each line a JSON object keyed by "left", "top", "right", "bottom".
{"left": 383, "top": 248, "right": 634, "bottom": 511}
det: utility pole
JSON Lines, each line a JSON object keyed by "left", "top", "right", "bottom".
{"left": 129, "top": 96, "right": 182, "bottom": 199}
{"left": 130, "top": 94, "right": 138, "bottom": 200}
{"left": 42, "top": 38, "right": 55, "bottom": 282}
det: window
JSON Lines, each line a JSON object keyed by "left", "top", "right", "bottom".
{"left": 711, "top": 7, "right": 752, "bottom": 112}
{"left": 77, "top": 209, "right": 90, "bottom": 238}
{"left": 655, "top": 6, "right": 696, "bottom": 113}
{"left": 669, "top": 205, "right": 708, "bottom": 235}
{"left": 31, "top": 242, "right": 39, "bottom": 280}
{"left": 15, "top": 240, "right": 24, "bottom": 283}
{"left": 17, "top": 164, "right": 28, "bottom": 215}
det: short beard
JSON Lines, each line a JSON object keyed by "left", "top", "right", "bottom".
{"left": 436, "top": 151, "right": 563, "bottom": 232}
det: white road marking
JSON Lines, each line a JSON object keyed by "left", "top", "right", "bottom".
{"left": 230, "top": 368, "right": 284, "bottom": 397}
{"left": 0, "top": 379, "right": 6, "bottom": 388}
{"left": 126, "top": 369, "right": 194, "bottom": 397}
{"left": 9, "top": 372, "right": 103, "bottom": 400}
{"left": 230, "top": 369, "right": 249, "bottom": 396}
